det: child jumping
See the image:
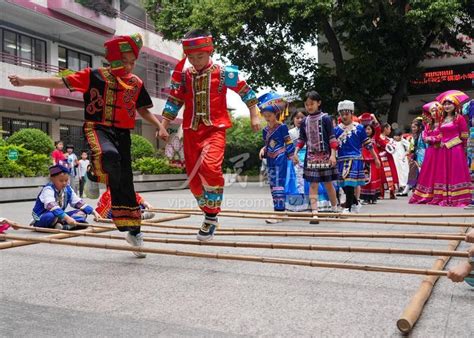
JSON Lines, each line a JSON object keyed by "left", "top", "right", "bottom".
{"left": 9, "top": 33, "right": 169, "bottom": 258}
{"left": 159, "top": 29, "right": 260, "bottom": 241}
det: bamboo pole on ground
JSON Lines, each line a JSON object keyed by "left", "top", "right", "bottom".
{"left": 152, "top": 207, "right": 474, "bottom": 219}
{"left": 396, "top": 227, "right": 469, "bottom": 333}
{"left": 61, "top": 223, "right": 468, "bottom": 241}
{"left": 97, "top": 214, "right": 190, "bottom": 224}
{"left": 96, "top": 219, "right": 468, "bottom": 240}
{"left": 14, "top": 225, "right": 470, "bottom": 258}
{"left": 2, "top": 233, "right": 473, "bottom": 279}
{"left": 149, "top": 209, "right": 472, "bottom": 228}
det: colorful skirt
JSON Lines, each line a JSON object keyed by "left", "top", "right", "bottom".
{"left": 303, "top": 151, "right": 338, "bottom": 183}
{"left": 337, "top": 158, "right": 367, "bottom": 187}
{"left": 361, "top": 159, "right": 381, "bottom": 201}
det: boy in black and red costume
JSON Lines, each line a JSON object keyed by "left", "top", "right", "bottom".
{"left": 9, "top": 33, "right": 168, "bottom": 258}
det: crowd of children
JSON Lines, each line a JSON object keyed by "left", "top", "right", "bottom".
{"left": 4, "top": 29, "right": 472, "bottom": 285}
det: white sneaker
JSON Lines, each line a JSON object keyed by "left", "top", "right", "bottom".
{"left": 353, "top": 202, "right": 362, "bottom": 214}
{"left": 141, "top": 212, "right": 155, "bottom": 220}
{"left": 342, "top": 208, "right": 351, "bottom": 214}
{"left": 125, "top": 232, "right": 147, "bottom": 258}
{"left": 310, "top": 215, "right": 319, "bottom": 224}
{"left": 265, "top": 218, "right": 283, "bottom": 224}
{"left": 54, "top": 223, "right": 64, "bottom": 230}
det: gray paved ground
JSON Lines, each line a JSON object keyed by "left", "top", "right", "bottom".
{"left": 1, "top": 182, "right": 473, "bottom": 337}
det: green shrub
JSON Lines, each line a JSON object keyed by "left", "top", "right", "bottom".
{"left": 0, "top": 145, "right": 51, "bottom": 177}
{"left": 224, "top": 116, "right": 264, "bottom": 174}
{"left": 132, "top": 157, "right": 184, "bottom": 175}
{"left": 131, "top": 134, "right": 155, "bottom": 161}
{"left": 6, "top": 128, "right": 54, "bottom": 156}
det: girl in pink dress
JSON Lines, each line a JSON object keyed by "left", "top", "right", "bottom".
{"left": 410, "top": 98, "right": 471, "bottom": 207}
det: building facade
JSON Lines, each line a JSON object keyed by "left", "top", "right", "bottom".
{"left": 0, "top": 0, "right": 182, "bottom": 151}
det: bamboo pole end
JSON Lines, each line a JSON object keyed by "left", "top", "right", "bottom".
{"left": 396, "top": 319, "right": 412, "bottom": 333}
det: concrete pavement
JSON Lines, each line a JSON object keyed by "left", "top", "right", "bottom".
{"left": 1, "top": 182, "right": 472, "bottom": 337}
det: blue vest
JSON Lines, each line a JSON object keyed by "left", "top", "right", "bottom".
{"left": 32, "top": 183, "right": 75, "bottom": 219}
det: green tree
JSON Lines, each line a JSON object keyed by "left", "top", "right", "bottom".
{"left": 224, "top": 116, "right": 264, "bottom": 173}
{"left": 6, "top": 128, "right": 54, "bottom": 156}
{"left": 146, "top": 0, "right": 473, "bottom": 121}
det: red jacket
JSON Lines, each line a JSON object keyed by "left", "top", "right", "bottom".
{"left": 162, "top": 62, "right": 257, "bottom": 130}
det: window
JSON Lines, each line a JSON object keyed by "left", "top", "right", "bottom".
{"left": 58, "top": 46, "right": 92, "bottom": 71}
{"left": 60, "top": 124, "right": 87, "bottom": 152}
{"left": 2, "top": 117, "right": 49, "bottom": 138}
{"left": 1, "top": 28, "right": 47, "bottom": 70}
{"left": 146, "top": 60, "right": 172, "bottom": 98}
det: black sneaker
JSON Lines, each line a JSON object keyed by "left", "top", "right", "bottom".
{"left": 196, "top": 218, "right": 218, "bottom": 241}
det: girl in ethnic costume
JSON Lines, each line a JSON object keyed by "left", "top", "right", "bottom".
{"left": 159, "top": 29, "right": 259, "bottom": 241}
{"left": 410, "top": 92, "right": 472, "bottom": 207}
{"left": 335, "top": 101, "right": 381, "bottom": 213}
{"left": 462, "top": 100, "right": 474, "bottom": 209}
{"left": 377, "top": 123, "right": 399, "bottom": 199}
{"left": 404, "top": 117, "right": 427, "bottom": 196}
{"left": 258, "top": 93, "right": 295, "bottom": 223}
{"left": 9, "top": 33, "right": 169, "bottom": 258}
{"left": 359, "top": 114, "right": 381, "bottom": 204}
{"left": 285, "top": 110, "right": 310, "bottom": 211}
{"left": 293, "top": 91, "right": 339, "bottom": 224}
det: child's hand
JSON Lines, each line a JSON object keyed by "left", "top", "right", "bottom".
{"left": 157, "top": 127, "right": 169, "bottom": 142}
{"left": 143, "top": 202, "right": 153, "bottom": 210}
{"left": 64, "top": 215, "right": 77, "bottom": 226}
{"left": 8, "top": 75, "right": 26, "bottom": 87}
{"left": 447, "top": 261, "right": 472, "bottom": 282}
{"left": 292, "top": 153, "right": 299, "bottom": 165}
{"left": 250, "top": 115, "right": 261, "bottom": 132}
{"left": 466, "top": 230, "right": 474, "bottom": 243}
{"left": 468, "top": 246, "right": 474, "bottom": 257}
{"left": 92, "top": 210, "right": 101, "bottom": 222}
{"left": 259, "top": 147, "right": 265, "bottom": 160}
{"left": 329, "top": 155, "right": 337, "bottom": 167}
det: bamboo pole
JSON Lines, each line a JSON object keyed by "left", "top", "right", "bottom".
{"left": 70, "top": 223, "right": 468, "bottom": 241}
{"left": 396, "top": 227, "right": 469, "bottom": 333}
{"left": 152, "top": 207, "right": 474, "bottom": 219}
{"left": 0, "top": 224, "right": 113, "bottom": 251}
{"left": 149, "top": 209, "right": 472, "bottom": 228}
{"left": 15, "top": 225, "right": 470, "bottom": 258}
{"left": 2, "top": 233, "right": 473, "bottom": 279}
{"left": 95, "top": 220, "right": 465, "bottom": 240}
{"left": 97, "top": 214, "right": 190, "bottom": 224}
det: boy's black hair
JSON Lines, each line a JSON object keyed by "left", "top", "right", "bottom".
{"left": 184, "top": 29, "right": 211, "bottom": 39}
{"left": 393, "top": 129, "right": 403, "bottom": 137}
{"left": 305, "top": 91, "right": 322, "bottom": 102}
{"left": 66, "top": 144, "right": 74, "bottom": 150}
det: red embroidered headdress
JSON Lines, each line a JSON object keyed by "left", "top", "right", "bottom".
{"left": 104, "top": 33, "right": 143, "bottom": 77}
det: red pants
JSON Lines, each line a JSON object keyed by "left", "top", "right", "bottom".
{"left": 183, "top": 125, "right": 226, "bottom": 214}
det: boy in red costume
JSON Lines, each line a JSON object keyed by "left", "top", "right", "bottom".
{"left": 9, "top": 33, "right": 168, "bottom": 258}
{"left": 159, "top": 29, "right": 260, "bottom": 241}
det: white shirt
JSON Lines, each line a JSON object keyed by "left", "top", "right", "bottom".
{"left": 77, "top": 159, "right": 90, "bottom": 178}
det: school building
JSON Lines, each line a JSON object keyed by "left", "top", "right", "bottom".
{"left": 0, "top": 0, "right": 183, "bottom": 151}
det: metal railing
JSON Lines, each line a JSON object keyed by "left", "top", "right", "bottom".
{"left": 0, "top": 52, "right": 61, "bottom": 73}
{"left": 118, "top": 11, "right": 159, "bottom": 34}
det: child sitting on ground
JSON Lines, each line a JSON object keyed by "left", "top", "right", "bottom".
{"left": 31, "top": 165, "right": 99, "bottom": 230}
{"left": 447, "top": 229, "right": 474, "bottom": 286}
{"left": 95, "top": 187, "right": 155, "bottom": 220}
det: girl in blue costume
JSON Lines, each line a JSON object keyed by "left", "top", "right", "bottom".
{"left": 334, "top": 100, "right": 381, "bottom": 214}
{"left": 258, "top": 93, "right": 295, "bottom": 224}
